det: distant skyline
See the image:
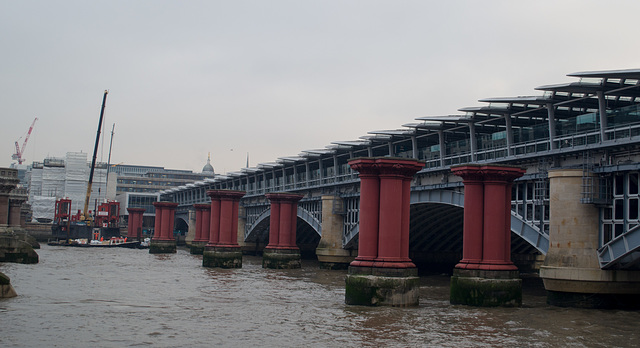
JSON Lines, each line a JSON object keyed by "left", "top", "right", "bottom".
{"left": 2, "top": 1, "right": 640, "bottom": 174}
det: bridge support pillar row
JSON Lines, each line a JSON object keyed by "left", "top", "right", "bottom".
{"left": 317, "top": 196, "right": 356, "bottom": 269}
{"left": 127, "top": 208, "right": 145, "bottom": 241}
{"left": 263, "top": 193, "right": 304, "bottom": 269}
{"left": 540, "top": 169, "right": 640, "bottom": 309}
{"left": 150, "top": 202, "right": 178, "bottom": 254}
{"left": 203, "top": 190, "right": 246, "bottom": 268}
{"left": 450, "top": 165, "right": 525, "bottom": 307}
{"left": 190, "top": 204, "right": 210, "bottom": 255}
{"left": 346, "top": 157, "right": 424, "bottom": 307}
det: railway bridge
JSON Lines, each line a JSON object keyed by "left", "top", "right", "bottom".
{"left": 153, "top": 68, "right": 640, "bottom": 307}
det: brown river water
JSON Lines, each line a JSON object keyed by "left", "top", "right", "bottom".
{"left": 1, "top": 245, "right": 638, "bottom": 347}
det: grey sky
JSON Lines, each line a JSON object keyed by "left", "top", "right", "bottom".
{"left": 2, "top": 1, "right": 639, "bottom": 174}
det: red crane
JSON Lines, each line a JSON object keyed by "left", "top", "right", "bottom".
{"left": 12, "top": 117, "right": 38, "bottom": 165}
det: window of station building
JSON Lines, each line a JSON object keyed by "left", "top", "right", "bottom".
{"left": 602, "top": 171, "right": 640, "bottom": 245}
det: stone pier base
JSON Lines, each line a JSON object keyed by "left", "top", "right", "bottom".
{"left": 345, "top": 266, "right": 419, "bottom": 307}
{"left": 189, "top": 241, "right": 207, "bottom": 255}
{"left": 149, "top": 240, "right": 176, "bottom": 254}
{"left": 203, "top": 246, "right": 242, "bottom": 268}
{"left": 450, "top": 268, "right": 522, "bottom": 307}
{"left": 316, "top": 248, "right": 355, "bottom": 270}
{"left": 0, "top": 272, "right": 17, "bottom": 298}
{"left": 262, "top": 248, "right": 301, "bottom": 269}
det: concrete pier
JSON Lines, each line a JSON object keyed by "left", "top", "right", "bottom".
{"left": 540, "top": 169, "right": 640, "bottom": 308}
{"left": 316, "top": 195, "right": 356, "bottom": 269}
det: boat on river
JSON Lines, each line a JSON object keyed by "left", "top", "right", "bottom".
{"left": 48, "top": 237, "right": 140, "bottom": 249}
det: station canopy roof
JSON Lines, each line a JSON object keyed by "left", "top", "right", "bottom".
{"left": 174, "top": 68, "right": 640, "bottom": 183}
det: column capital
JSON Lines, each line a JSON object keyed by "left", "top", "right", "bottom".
{"left": 193, "top": 203, "right": 211, "bottom": 211}
{"left": 452, "top": 164, "right": 525, "bottom": 182}
{"left": 207, "top": 189, "right": 245, "bottom": 201}
{"left": 152, "top": 201, "right": 178, "bottom": 209}
{"left": 349, "top": 157, "right": 424, "bottom": 178}
{"left": 348, "top": 157, "right": 378, "bottom": 176}
{"left": 127, "top": 207, "right": 146, "bottom": 214}
{"left": 265, "top": 192, "right": 304, "bottom": 203}
{"left": 375, "top": 158, "right": 424, "bottom": 178}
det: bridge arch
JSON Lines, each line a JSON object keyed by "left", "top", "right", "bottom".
{"left": 244, "top": 206, "right": 322, "bottom": 245}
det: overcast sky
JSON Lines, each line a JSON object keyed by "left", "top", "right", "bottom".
{"left": 2, "top": 1, "right": 639, "bottom": 174}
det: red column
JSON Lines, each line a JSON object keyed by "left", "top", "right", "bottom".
{"left": 289, "top": 200, "right": 298, "bottom": 247}
{"left": 231, "top": 199, "right": 240, "bottom": 245}
{"left": 451, "top": 166, "right": 485, "bottom": 269}
{"left": 153, "top": 202, "right": 177, "bottom": 241}
{"left": 206, "top": 190, "right": 245, "bottom": 247}
{"left": 279, "top": 200, "right": 293, "bottom": 248}
{"left": 376, "top": 165, "right": 405, "bottom": 263}
{"left": 348, "top": 157, "right": 424, "bottom": 269}
{"left": 194, "top": 205, "right": 203, "bottom": 241}
{"left": 451, "top": 165, "right": 524, "bottom": 271}
{"left": 348, "top": 158, "right": 380, "bottom": 267}
{"left": 207, "top": 192, "right": 221, "bottom": 246}
{"left": 375, "top": 158, "right": 423, "bottom": 268}
{"left": 127, "top": 207, "right": 145, "bottom": 241}
{"left": 152, "top": 202, "right": 177, "bottom": 241}
{"left": 152, "top": 203, "right": 163, "bottom": 240}
{"left": 401, "top": 175, "right": 412, "bottom": 260}
{"left": 267, "top": 199, "right": 281, "bottom": 248}
{"left": 219, "top": 195, "right": 234, "bottom": 246}
{"left": 193, "top": 204, "right": 211, "bottom": 243}
{"left": 480, "top": 166, "right": 523, "bottom": 270}
{"left": 265, "top": 193, "right": 304, "bottom": 249}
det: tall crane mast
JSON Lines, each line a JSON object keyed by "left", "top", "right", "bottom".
{"left": 82, "top": 90, "right": 108, "bottom": 222}
{"left": 12, "top": 117, "right": 38, "bottom": 165}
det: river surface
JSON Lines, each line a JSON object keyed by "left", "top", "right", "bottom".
{"left": 1, "top": 245, "right": 638, "bottom": 347}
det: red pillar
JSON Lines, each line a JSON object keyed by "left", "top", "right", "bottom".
{"left": 451, "top": 166, "right": 485, "bottom": 269}
{"left": 206, "top": 190, "right": 245, "bottom": 247}
{"left": 376, "top": 164, "right": 406, "bottom": 264}
{"left": 152, "top": 203, "right": 163, "bottom": 240}
{"left": 193, "top": 204, "right": 211, "bottom": 243}
{"left": 218, "top": 195, "right": 234, "bottom": 246}
{"left": 127, "top": 207, "right": 145, "bottom": 241}
{"left": 265, "top": 193, "right": 304, "bottom": 250}
{"left": 207, "top": 192, "right": 222, "bottom": 246}
{"left": 451, "top": 165, "right": 524, "bottom": 271}
{"left": 348, "top": 157, "right": 424, "bottom": 269}
{"left": 267, "top": 198, "right": 281, "bottom": 248}
{"left": 480, "top": 166, "right": 523, "bottom": 270}
{"left": 348, "top": 158, "right": 380, "bottom": 267}
{"left": 152, "top": 202, "right": 178, "bottom": 241}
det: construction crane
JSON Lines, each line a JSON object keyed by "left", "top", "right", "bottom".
{"left": 12, "top": 117, "right": 38, "bottom": 165}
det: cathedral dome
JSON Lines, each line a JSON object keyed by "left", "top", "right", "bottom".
{"left": 202, "top": 153, "right": 214, "bottom": 174}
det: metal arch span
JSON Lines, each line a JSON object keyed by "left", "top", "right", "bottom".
{"left": 409, "top": 189, "right": 549, "bottom": 255}
{"left": 244, "top": 207, "right": 322, "bottom": 242}
{"left": 342, "top": 189, "right": 549, "bottom": 254}
{"left": 598, "top": 224, "right": 640, "bottom": 269}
